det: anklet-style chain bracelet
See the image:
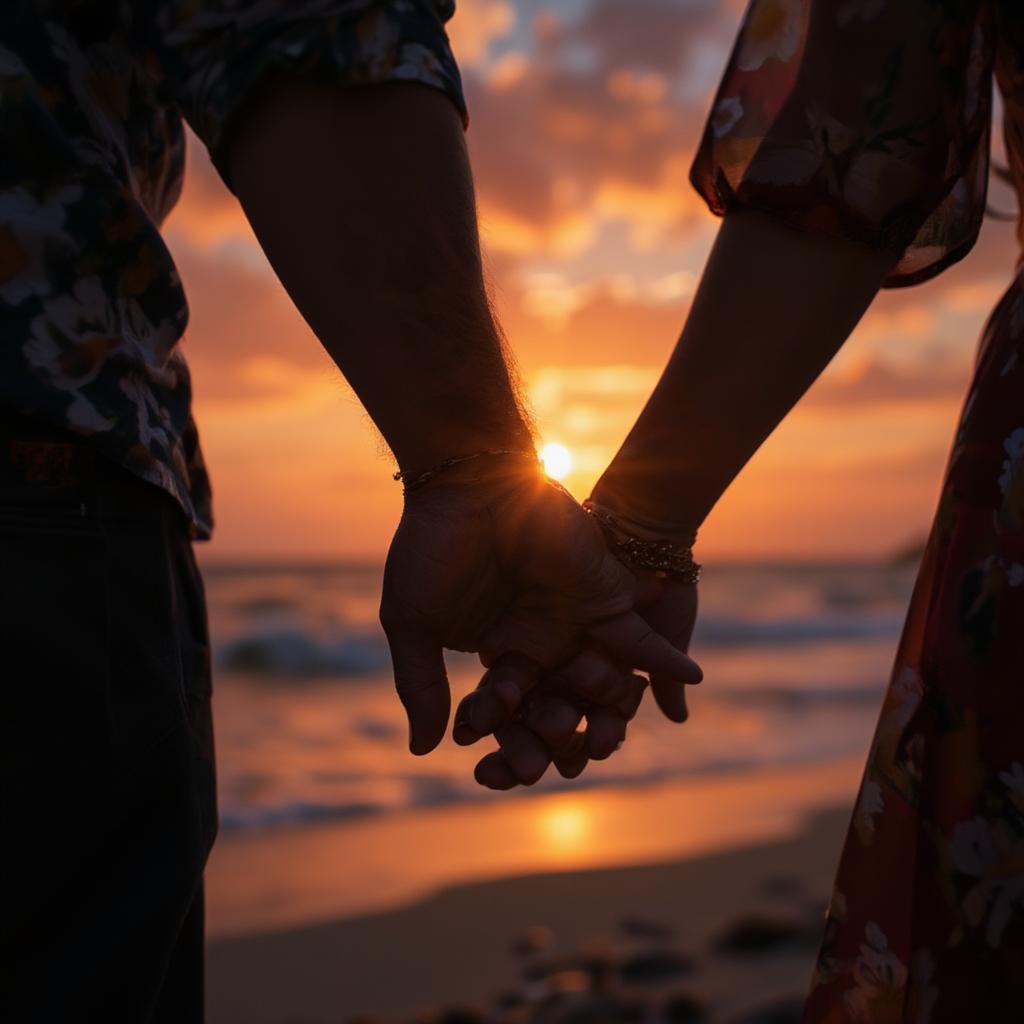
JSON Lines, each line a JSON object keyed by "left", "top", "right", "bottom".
{"left": 394, "top": 449, "right": 540, "bottom": 495}
{"left": 583, "top": 500, "right": 703, "bottom": 583}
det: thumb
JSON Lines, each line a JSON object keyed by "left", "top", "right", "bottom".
{"left": 383, "top": 625, "right": 451, "bottom": 755}
{"left": 587, "top": 611, "right": 703, "bottom": 683}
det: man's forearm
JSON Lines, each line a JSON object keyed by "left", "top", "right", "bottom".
{"left": 226, "top": 80, "right": 533, "bottom": 476}
{"left": 591, "top": 210, "right": 900, "bottom": 537}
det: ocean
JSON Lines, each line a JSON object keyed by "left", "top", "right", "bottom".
{"left": 199, "top": 560, "right": 917, "bottom": 834}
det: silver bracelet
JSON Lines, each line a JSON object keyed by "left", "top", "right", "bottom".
{"left": 583, "top": 500, "right": 702, "bottom": 583}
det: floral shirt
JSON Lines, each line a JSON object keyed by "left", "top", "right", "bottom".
{"left": 0, "top": 1, "right": 465, "bottom": 539}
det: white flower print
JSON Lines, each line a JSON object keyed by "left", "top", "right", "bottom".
{"left": 843, "top": 921, "right": 908, "bottom": 1021}
{"left": 891, "top": 667, "right": 924, "bottom": 729}
{"left": 0, "top": 185, "right": 82, "bottom": 305}
{"left": 119, "top": 372, "right": 173, "bottom": 457}
{"left": 63, "top": 393, "right": 113, "bottom": 433}
{"left": 23, "top": 276, "right": 120, "bottom": 433}
{"left": 737, "top": 0, "right": 803, "bottom": 71}
{"left": 854, "top": 780, "right": 884, "bottom": 845}
{"left": 394, "top": 42, "right": 448, "bottom": 91}
{"left": 745, "top": 107, "right": 864, "bottom": 194}
{"left": 711, "top": 96, "right": 744, "bottom": 138}
{"left": 842, "top": 147, "right": 923, "bottom": 221}
{"left": 951, "top": 816, "right": 1024, "bottom": 947}
{"left": 118, "top": 295, "right": 182, "bottom": 374}
{"left": 354, "top": 8, "right": 402, "bottom": 70}
{"left": 46, "top": 24, "right": 129, "bottom": 168}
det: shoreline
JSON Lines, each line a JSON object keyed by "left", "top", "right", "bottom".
{"left": 205, "top": 754, "right": 863, "bottom": 939}
{"left": 207, "top": 807, "right": 851, "bottom": 1023}
{"left": 206, "top": 757, "right": 863, "bottom": 1023}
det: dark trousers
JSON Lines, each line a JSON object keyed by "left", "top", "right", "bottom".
{"left": 0, "top": 415, "right": 217, "bottom": 1023}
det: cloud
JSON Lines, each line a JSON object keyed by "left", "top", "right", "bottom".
{"left": 446, "top": 0, "right": 517, "bottom": 66}
{"left": 464, "top": 0, "right": 728, "bottom": 257}
{"left": 806, "top": 353, "right": 971, "bottom": 409}
{"left": 165, "top": 230, "right": 334, "bottom": 404}
{"left": 546, "top": 0, "right": 721, "bottom": 76}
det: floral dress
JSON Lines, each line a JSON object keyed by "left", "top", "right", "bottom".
{"left": 691, "top": 0, "right": 1024, "bottom": 1020}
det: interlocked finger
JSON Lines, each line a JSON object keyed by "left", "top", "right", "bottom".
{"left": 552, "top": 731, "right": 589, "bottom": 779}
{"left": 453, "top": 652, "right": 543, "bottom": 746}
{"left": 473, "top": 750, "right": 519, "bottom": 790}
{"left": 522, "top": 694, "right": 584, "bottom": 752}
{"left": 493, "top": 720, "right": 552, "bottom": 785}
{"left": 584, "top": 706, "right": 627, "bottom": 760}
{"left": 553, "top": 647, "right": 635, "bottom": 707}
{"left": 614, "top": 673, "right": 649, "bottom": 720}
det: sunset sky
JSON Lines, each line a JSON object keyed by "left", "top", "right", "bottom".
{"left": 167, "top": 0, "right": 1020, "bottom": 564}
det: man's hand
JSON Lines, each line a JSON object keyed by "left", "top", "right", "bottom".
{"left": 379, "top": 460, "right": 702, "bottom": 755}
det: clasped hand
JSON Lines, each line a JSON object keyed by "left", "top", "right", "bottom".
{"left": 379, "top": 460, "right": 701, "bottom": 788}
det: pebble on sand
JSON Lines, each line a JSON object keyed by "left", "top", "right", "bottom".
{"left": 712, "top": 916, "right": 818, "bottom": 956}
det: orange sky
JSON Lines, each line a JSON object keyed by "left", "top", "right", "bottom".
{"left": 165, "top": 0, "right": 1020, "bottom": 563}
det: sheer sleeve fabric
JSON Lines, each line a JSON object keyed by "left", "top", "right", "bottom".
{"left": 690, "top": 0, "right": 995, "bottom": 287}
{"left": 131, "top": 0, "right": 466, "bottom": 189}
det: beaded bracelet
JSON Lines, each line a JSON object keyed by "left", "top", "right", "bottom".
{"left": 394, "top": 449, "right": 541, "bottom": 495}
{"left": 583, "top": 499, "right": 702, "bottom": 583}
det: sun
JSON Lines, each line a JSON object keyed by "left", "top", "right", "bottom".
{"left": 540, "top": 442, "right": 573, "bottom": 480}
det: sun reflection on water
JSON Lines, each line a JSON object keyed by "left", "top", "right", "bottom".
{"left": 539, "top": 801, "right": 591, "bottom": 855}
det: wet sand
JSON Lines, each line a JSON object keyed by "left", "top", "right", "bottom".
{"left": 205, "top": 758, "right": 860, "bottom": 1023}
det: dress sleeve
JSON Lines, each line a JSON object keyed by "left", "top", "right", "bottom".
{"left": 132, "top": 0, "right": 466, "bottom": 190}
{"left": 690, "top": 0, "right": 995, "bottom": 287}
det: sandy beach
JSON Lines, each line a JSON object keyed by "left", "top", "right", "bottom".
{"left": 205, "top": 756, "right": 862, "bottom": 1023}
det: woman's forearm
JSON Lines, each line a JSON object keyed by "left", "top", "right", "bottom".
{"left": 590, "top": 209, "right": 900, "bottom": 537}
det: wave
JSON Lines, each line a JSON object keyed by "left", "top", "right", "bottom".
{"left": 217, "top": 744, "right": 867, "bottom": 834}
{"left": 215, "top": 611, "right": 903, "bottom": 677}
{"left": 216, "top": 627, "right": 390, "bottom": 676}
{"left": 220, "top": 799, "right": 384, "bottom": 832}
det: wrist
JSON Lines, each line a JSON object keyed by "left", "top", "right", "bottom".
{"left": 589, "top": 468, "right": 704, "bottom": 546}
{"left": 391, "top": 414, "right": 535, "bottom": 483}
{"left": 397, "top": 447, "right": 543, "bottom": 497}
{"left": 582, "top": 500, "right": 702, "bottom": 583}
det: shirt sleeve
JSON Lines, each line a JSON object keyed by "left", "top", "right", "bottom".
{"left": 689, "top": 0, "right": 995, "bottom": 287}
{"left": 133, "top": 0, "right": 466, "bottom": 189}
